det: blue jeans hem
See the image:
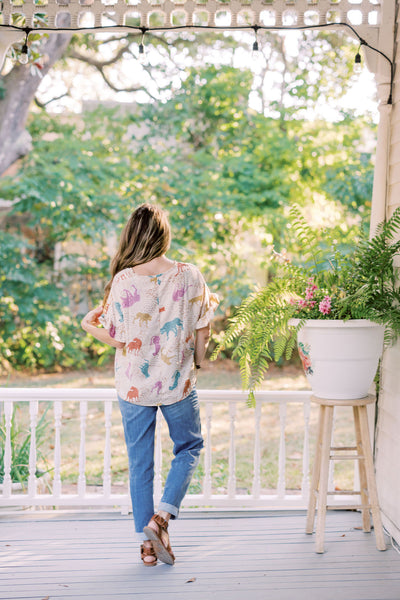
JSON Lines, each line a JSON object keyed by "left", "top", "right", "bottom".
{"left": 158, "top": 501, "right": 179, "bottom": 519}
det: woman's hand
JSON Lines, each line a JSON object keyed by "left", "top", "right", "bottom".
{"left": 81, "top": 306, "right": 103, "bottom": 332}
{"left": 81, "top": 305, "right": 124, "bottom": 349}
{"left": 194, "top": 323, "right": 211, "bottom": 367}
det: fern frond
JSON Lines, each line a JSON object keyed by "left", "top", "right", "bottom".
{"left": 213, "top": 205, "right": 400, "bottom": 405}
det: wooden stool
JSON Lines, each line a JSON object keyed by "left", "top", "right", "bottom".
{"left": 306, "top": 395, "right": 386, "bottom": 553}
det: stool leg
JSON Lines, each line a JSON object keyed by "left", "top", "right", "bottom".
{"left": 353, "top": 406, "right": 371, "bottom": 532}
{"left": 358, "top": 405, "right": 386, "bottom": 551}
{"left": 315, "top": 405, "right": 334, "bottom": 554}
{"left": 306, "top": 404, "right": 325, "bottom": 534}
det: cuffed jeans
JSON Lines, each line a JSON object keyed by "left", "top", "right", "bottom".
{"left": 118, "top": 389, "right": 203, "bottom": 541}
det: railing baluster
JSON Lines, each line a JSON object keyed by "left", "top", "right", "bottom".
{"left": 0, "top": 389, "right": 313, "bottom": 510}
{"left": 228, "top": 402, "right": 237, "bottom": 498}
{"left": 78, "top": 400, "right": 87, "bottom": 498}
{"left": 53, "top": 400, "right": 63, "bottom": 498}
{"left": 252, "top": 400, "right": 262, "bottom": 499}
{"left": 302, "top": 401, "right": 311, "bottom": 501}
{"left": 28, "top": 400, "right": 38, "bottom": 500}
{"left": 154, "top": 411, "right": 163, "bottom": 502}
{"left": 277, "top": 402, "right": 287, "bottom": 499}
{"left": 103, "top": 400, "right": 113, "bottom": 498}
{"left": 203, "top": 402, "right": 213, "bottom": 500}
{"left": 3, "top": 401, "right": 13, "bottom": 498}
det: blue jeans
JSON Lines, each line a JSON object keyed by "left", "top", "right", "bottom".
{"left": 118, "top": 389, "right": 203, "bottom": 541}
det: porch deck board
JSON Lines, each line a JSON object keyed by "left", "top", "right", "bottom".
{"left": 1, "top": 511, "right": 400, "bottom": 600}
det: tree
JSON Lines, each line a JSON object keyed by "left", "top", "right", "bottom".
{"left": 0, "top": 30, "right": 72, "bottom": 175}
{"left": 0, "top": 106, "right": 142, "bottom": 372}
{"left": 0, "top": 28, "right": 376, "bottom": 372}
{"left": 0, "top": 25, "right": 369, "bottom": 177}
{"left": 0, "top": 28, "right": 235, "bottom": 176}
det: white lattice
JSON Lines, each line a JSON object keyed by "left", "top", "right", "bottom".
{"left": 0, "top": 0, "right": 381, "bottom": 34}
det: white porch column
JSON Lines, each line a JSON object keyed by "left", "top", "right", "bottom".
{"left": 0, "top": 31, "right": 25, "bottom": 72}
{"left": 366, "top": 0, "right": 396, "bottom": 237}
{"left": 369, "top": 90, "right": 392, "bottom": 237}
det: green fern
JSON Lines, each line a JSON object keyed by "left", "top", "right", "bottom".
{"left": 212, "top": 206, "right": 400, "bottom": 402}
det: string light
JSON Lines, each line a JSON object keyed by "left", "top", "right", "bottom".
{"left": 354, "top": 51, "right": 362, "bottom": 73}
{"left": 19, "top": 28, "right": 30, "bottom": 65}
{"left": 0, "top": 20, "right": 393, "bottom": 103}
{"left": 354, "top": 42, "right": 364, "bottom": 74}
{"left": 252, "top": 24, "right": 260, "bottom": 55}
{"left": 138, "top": 26, "right": 147, "bottom": 64}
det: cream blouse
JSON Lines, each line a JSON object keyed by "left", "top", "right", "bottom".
{"left": 100, "top": 262, "right": 219, "bottom": 406}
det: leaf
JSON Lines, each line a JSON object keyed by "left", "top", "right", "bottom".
{"left": 185, "top": 577, "right": 196, "bottom": 583}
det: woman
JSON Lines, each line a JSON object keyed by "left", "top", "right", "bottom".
{"left": 81, "top": 204, "right": 219, "bottom": 566}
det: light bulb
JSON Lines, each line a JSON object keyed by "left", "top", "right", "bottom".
{"left": 354, "top": 52, "right": 362, "bottom": 74}
{"left": 138, "top": 42, "right": 146, "bottom": 64}
{"left": 19, "top": 43, "right": 29, "bottom": 65}
{"left": 252, "top": 39, "right": 260, "bottom": 61}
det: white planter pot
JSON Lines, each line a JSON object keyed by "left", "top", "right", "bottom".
{"left": 290, "top": 319, "right": 385, "bottom": 400}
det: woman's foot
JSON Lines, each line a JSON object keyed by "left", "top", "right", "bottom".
{"left": 143, "top": 514, "right": 175, "bottom": 565}
{"left": 140, "top": 540, "right": 157, "bottom": 566}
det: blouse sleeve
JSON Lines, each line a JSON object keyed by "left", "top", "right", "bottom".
{"left": 196, "top": 278, "right": 220, "bottom": 330}
{"left": 99, "top": 286, "right": 126, "bottom": 343}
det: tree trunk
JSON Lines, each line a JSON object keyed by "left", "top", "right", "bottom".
{"left": 0, "top": 31, "right": 72, "bottom": 176}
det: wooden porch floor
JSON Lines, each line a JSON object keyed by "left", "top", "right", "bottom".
{"left": 1, "top": 510, "right": 400, "bottom": 600}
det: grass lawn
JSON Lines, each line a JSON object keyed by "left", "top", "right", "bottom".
{"left": 0, "top": 360, "right": 357, "bottom": 496}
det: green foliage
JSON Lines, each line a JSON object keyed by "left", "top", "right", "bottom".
{"left": 0, "top": 230, "right": 90, "bottom": 372}
{"left": 0, "top": 106, "right": 130, "bottom": 372}
{"left": 0, "top": 65, "right": 376, "bottom": 373}
{"left": 294, "top": 115, "right": 376, "bottom": 215}
{"left": 0, "top": 405, "right": 51, "bottom": 485}
{"left": 334, "top": 209, "right": 400, "bottom": 345}
{"left": 212, "top": 207, "right": 400, "bottom": 402}
{"left": 1, "top": 109, "right": 135, "bottom": 248}
{"left": 275, "top": 31, "right": 357, "bottom": 118}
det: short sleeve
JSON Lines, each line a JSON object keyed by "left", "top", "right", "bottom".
{"left": 99, "top": 287, "right": 126, "bottom": 343}
{"left": 196, "top": 282, "right": 219, "bottom": 330}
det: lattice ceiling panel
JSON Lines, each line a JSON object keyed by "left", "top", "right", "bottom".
{"left": 0, "top": 0, "right": 381, "bottom": 33}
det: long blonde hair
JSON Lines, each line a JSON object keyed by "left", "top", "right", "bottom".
{"left": 103, "top": 203, "right": 171, "bottom": 305}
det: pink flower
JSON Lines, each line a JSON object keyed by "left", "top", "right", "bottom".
{"left": 298, "top": 299, "right": 308, "bottom": 308}
{"left": 308, "top": 300, "right": 316, "bottom": 308}
{"left": 305, "top": 287, "right": 314, "bottom": 300}
{"left": 319, "top": 295, "right": 332, "bottom": 315}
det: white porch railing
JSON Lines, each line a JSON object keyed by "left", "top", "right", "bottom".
{"left": 0, "top": 388, "right": 313, "bottom": 512}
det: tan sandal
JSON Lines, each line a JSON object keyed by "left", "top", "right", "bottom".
{"left": 143, "top": 514, "right": 175, "bottom": 565}
{"left": 140, "top": 542, "right": 157, "bottom": 567}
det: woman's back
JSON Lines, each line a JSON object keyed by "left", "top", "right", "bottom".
{"left": 101, "top": 261, "right": 217, "bottom": 406}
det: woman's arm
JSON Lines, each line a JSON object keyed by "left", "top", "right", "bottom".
{"left": 81, "top": 306, "right": 125, "bottom": 350}
{"left": 194, "top": 323, "right": 211, "bottom": 367}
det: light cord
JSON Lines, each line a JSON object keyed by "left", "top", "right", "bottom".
{"left": 2, "top": 20, "right": 393, "bottom": 103}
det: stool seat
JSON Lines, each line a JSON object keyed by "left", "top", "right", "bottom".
{"left": 306, "top": 394, "right": 386, "bottom": 553}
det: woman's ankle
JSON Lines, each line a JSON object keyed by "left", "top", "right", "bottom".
{"left": 158, "top": 510, "right": 171, "bottom": 522}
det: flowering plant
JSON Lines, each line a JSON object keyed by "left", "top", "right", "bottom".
{"left": 212, "top": 206, "right": 400, "bottom": 403}
{"left": 291, "top": 280, "right": 333, "bottom": 317}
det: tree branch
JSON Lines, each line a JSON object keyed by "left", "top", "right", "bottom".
{"left": 67, "top": 31, "right": 174, "bottom": 68}
{"left": 96, "top": 66, "right": 157, "bottom": 98}
{"left": 68, "top": 42, "right": 134, "bottom": 68}
{"left": 34, "top": 91, "right": 69, "bottom": 109}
